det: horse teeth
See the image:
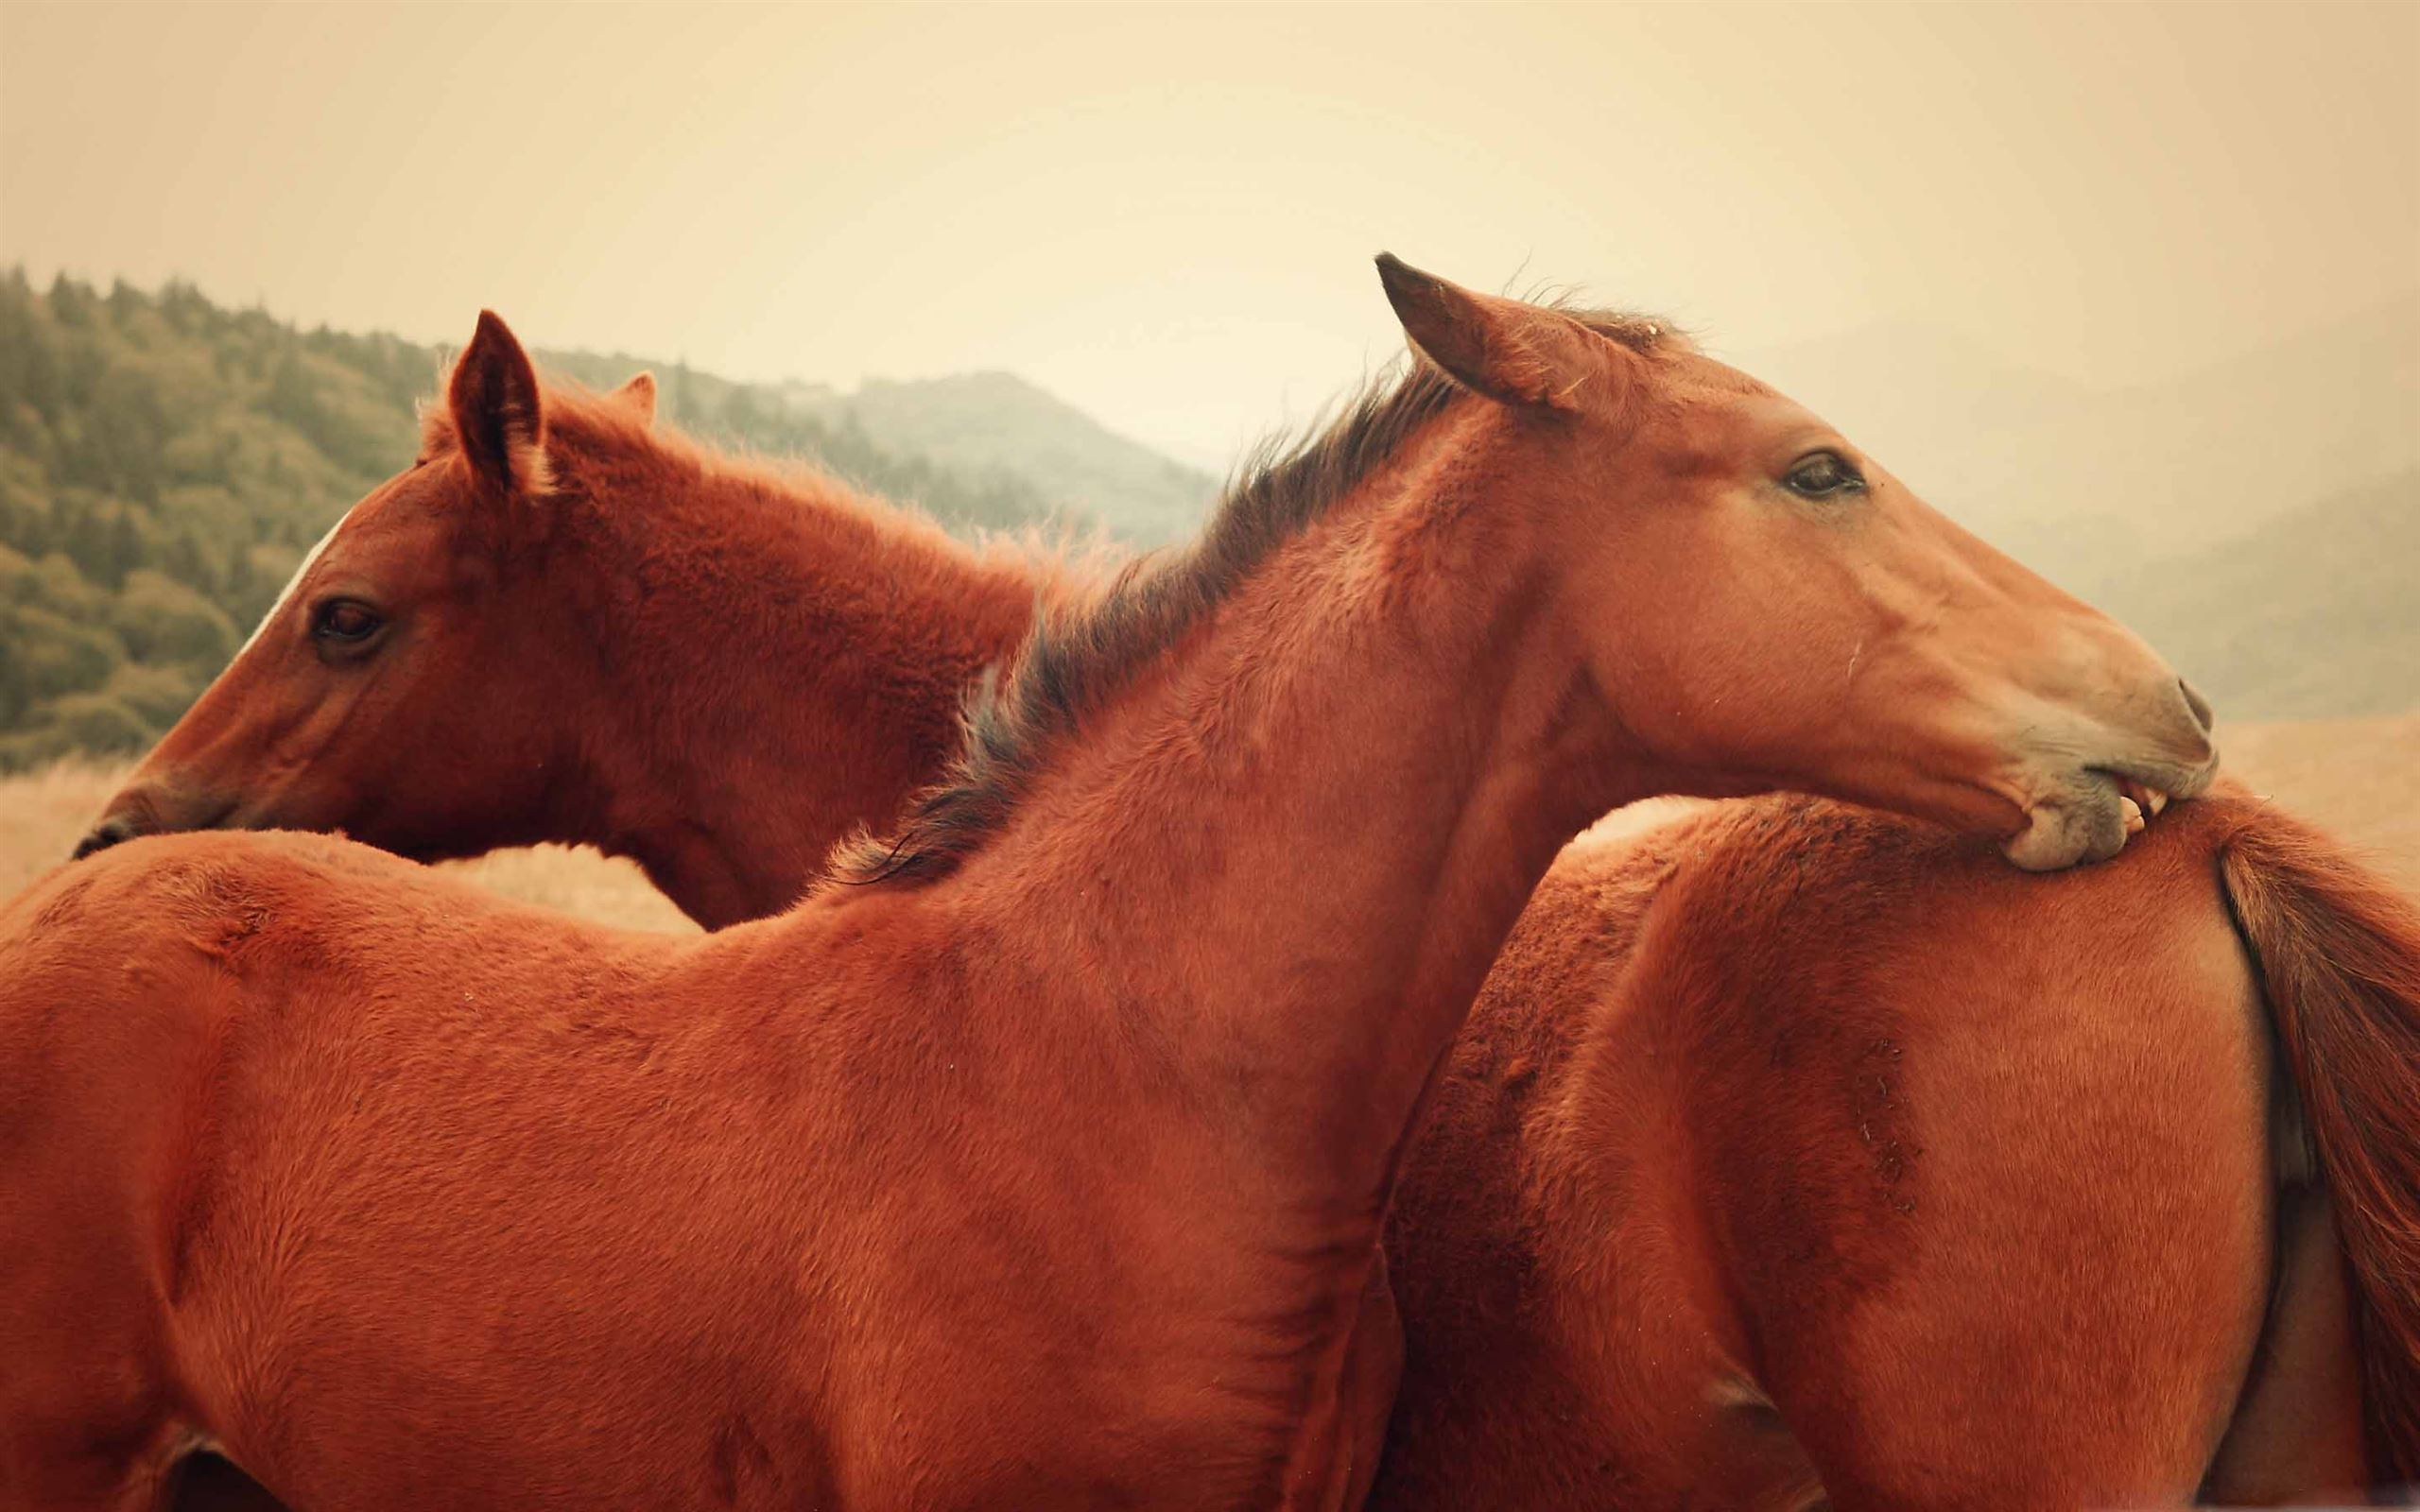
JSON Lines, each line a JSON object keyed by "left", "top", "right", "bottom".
{"left": 2114, "top": 777, "right": 2168, "bottom": 824}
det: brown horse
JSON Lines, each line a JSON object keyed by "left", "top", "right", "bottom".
{"left": 73, "top": 355, "right": 1084, "bottom": 929}
{"left": 1374, "top": 789, "right": 2420, "bottom": 1508}
{"left": 83, "top": 307, "right": 2413, "bottom": 1502}
{"left": 0, "top": 259, "right": 2211, "bottom": 1509}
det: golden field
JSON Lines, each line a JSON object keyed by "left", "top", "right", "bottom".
{"left": 4, "top": 713, "right": 2416, "bottom": 927}
{"left": 0, "top": 762, "right": 700, "bottom": 934}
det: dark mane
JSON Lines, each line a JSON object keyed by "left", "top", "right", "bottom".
{"left": 831, "top": 308, "right": 1671, "bottom": 887}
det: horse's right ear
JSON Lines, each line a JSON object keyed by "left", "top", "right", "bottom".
{"left": 1374, "top": 253, "right": 1607, "bottom": 411}
{"left": 447, "top": 311, "right": 549, "bottom": 495}
{"left": 613, "top": 371, "right": 657, "bottom": 425}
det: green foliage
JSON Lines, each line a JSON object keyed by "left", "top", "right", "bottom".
{"left": 0, "top": 271, "right": 1112, "bottom": 768}
{"left": 0, "top": 602, "right": 125, "bottom": 727}
{"left": 100, "top": 660, "right": 207, "bottom": 730}
{"left": 37, "top": 689, "right": 153, "bottom": 754}
{"left": 110, "top": 569, "right": 237, "bottom": 668}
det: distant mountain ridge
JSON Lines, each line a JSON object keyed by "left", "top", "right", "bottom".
{"left": 1718, "top": 292, "right": 2417, "bottom": 723}
{"left": 529, "top": 356, "right": 1217, "bottom": 546}
{"left": 2090, "top": 471, "right": 2417, "bottom": 721}
{"left": 1722, "top": 289, "right": 2420, "bottom": 593}
{"left": 777, "top": 370, "right": 1218, "bottom": 545}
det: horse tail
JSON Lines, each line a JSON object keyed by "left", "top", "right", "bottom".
{"left": 2218, "top": 805, "right": 2420, "bottom": 1482}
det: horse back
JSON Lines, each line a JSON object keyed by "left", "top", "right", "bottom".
{"left": 0, "top": 831, "right": 1336, "bottom": 1507}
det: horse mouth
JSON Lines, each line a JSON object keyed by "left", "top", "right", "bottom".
{"left": 71, "top": 819, "right": 138, "bottom": 861}
{"left": 1998, "top": 758, "right": 2211, "bottom": 872}
{"left": 70, "top": 791, "right": 240, "bottom": 862}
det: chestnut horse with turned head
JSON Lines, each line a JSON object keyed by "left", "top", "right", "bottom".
{"left": 76, "top": 297, "right": 2416, "bottom": 1502}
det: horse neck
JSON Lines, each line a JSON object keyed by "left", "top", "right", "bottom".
{"left": 942, "top": 403, "right": 1641, "bottom": 1226}
{"left": 558, "top": 437, "right": 1058, "bottom": 927}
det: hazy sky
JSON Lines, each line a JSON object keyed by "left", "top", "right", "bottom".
{"left": 3, "top": 1, "right": 2414, "bottom": 465}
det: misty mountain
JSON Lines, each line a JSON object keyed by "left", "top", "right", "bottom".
{"left": 1716, "top": 294, "right": 2417, "bottom": 719}
{"left": 2091, "top": 471, "right": 2416, "bottom": 721}
{"left": 533, "top": 359, "right": 1218, "bottom": 546}
{"left": 772, "top": 371, "right": 1219, "bottom": 545}
{"left": 1725, "top": 291, "right": 2420, "bottom": 598}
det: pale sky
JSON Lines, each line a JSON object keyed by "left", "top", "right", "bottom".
{"left": 3, "top": 1, "right": 2414, "bottom": 466}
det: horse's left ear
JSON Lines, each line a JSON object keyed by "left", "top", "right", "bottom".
{"left": 447, "top": 310, "right": 549, "bottom": 495}
{"left": 613, "top": 371, "right": 657, "bottom": 425}
{"left": 1374, "top": 253, "right": 1607, "bottom": 411}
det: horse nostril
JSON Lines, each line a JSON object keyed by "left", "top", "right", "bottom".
{"left": 71, "top": 817, "right": 132, "bottom": 861}
{"left": 2179, "top": 679, "right": 2216, "bottom": 736}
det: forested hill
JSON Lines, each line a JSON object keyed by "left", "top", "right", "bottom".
{"left": 0, "top": 272, "right": 1208, "bottom": 770}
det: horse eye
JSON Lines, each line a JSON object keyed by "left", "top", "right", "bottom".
{"left": 1784, "top": 452, "right": 1862, "bottom": 499}
{"left": 313, "top": 600, "right": 383, "bottom": 643}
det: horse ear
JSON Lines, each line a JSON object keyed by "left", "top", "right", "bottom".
{"left": 447, "top": 311, "right": 549, "bottom": 494}
{"left": 1374, "top": 254, "right": 1605, "bottom": 411}
{"left": 614, "top": 371, "right": 657, "bottom": 425}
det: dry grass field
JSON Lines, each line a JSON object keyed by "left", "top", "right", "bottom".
{"left": 0, "top": 762, "right": 700, "bottom": 933}
{"left": 4, "top": 712, "right": 2415, "bottom": 927}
